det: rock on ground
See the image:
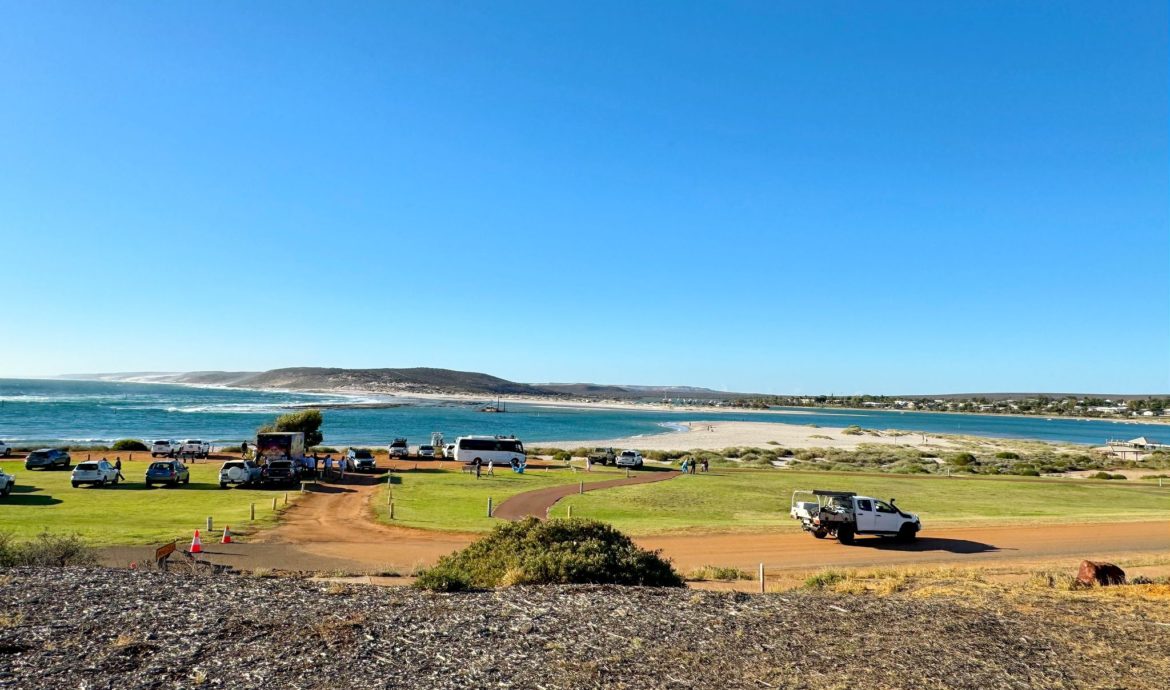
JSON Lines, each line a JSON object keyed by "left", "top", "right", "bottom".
{"left": 0, "top": 567, "right": 1167, "bottom": 689}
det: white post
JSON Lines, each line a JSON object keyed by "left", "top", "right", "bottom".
{"left": 567, "top": 504, "right": 573, "bottom": 519}
{"left": 271, "top": 496, "right": 277, "bottom": 511}
{"left": 758, "top": 563, "right": 765, "bottom": 593}
{"left": 206, "top": 516, "right": 213, "bottom": 532}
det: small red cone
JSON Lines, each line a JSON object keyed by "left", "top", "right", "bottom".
{"left": 221, "top": 526, "right": 232, "bottom": 544}
{"left": 190, "top": 529, "right": 203, "bottom": 554}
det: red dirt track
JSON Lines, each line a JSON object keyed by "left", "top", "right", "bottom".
{"left": 492, "top": 470, "right": 679, "bottom": 520}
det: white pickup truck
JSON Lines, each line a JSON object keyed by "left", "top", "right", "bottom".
{"left": 790, "top": 489, "right": 921, "bottom": 544}
{"left": 0, "top": 439, "right": 11, "bottom": 457}
{"left": 0, "top": 467, "right": 14, "bottom": 497}
{"left": 178, "top": 439, "right": 211, "bottom": 459}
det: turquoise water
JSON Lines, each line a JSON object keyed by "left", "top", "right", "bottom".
{"left": 0, "top": 378, "right": 1164, "bottom": 447}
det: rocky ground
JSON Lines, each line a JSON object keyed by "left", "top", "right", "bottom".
{"left": 1, "top": 567, "right": 1167, "bottom": 689}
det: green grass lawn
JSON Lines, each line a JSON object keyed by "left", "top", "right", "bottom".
{"left": 372, "top": 464, "right": 632, "bottom": 533}
{"left": 0, "top": 460, "right": 298, "bottom": 546}
{"left": 550, "top": 468, "right": 1170, "bottom": 535}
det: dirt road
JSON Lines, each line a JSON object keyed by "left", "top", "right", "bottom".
{"left": 493, "top": 470, "right": 679, "bottom": 520}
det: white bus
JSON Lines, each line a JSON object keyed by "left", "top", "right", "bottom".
{"left": 453, "top": 435, "right": 526, "bottom": 466}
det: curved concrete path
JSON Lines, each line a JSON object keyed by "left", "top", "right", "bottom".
{"left": 493, "top": 470, "right": 680, "bottom": 521}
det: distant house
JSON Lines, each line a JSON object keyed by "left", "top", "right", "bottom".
{"left": 1104, "top": 436, "right": 1166, "bottom": 460}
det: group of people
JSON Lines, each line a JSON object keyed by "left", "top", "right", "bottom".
{"left": 680, "top": 456, "right": 709, "bottom": 474}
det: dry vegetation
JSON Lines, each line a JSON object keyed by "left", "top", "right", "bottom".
{"left": 1, "top": 566, "right": 1167, "bottom": 689}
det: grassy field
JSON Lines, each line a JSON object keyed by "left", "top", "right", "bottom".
{"left": 372, "top": 464, "right": 631, "bottom": 532}
{"left": 0, "top": 460, "right": 298, "bottom": 546}
{"left": 549, "top": 467, "right": 1170, "bottom": 535}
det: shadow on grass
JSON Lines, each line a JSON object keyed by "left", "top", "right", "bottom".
{"left": 4, "top": 486, "right": 63, "bottom": 506}
{"left": 850, "top": 536, "right": 1004, "bottom": 554}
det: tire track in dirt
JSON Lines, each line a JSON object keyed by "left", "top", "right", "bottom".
{"left": 492, "top": 470, "right": 681, "bottom": 521}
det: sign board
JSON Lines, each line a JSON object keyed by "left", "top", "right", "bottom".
{"left": 155, "top": 541, "right": 176, "bottom": 563}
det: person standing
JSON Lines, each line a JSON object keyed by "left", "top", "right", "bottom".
{"left": 324, "top": 455, "right": 333, "bottom": 481}
{"left": 240, "top": 440, "right": 248, "bottom": 458}
{"left": 475, "top": 457, "right": 482, "bottom": 479}
{"left": 114, "top": 457, "right": 126, "bottom": 482}
{"left": 487, "top": 459, "right": 494, "bottom": 476}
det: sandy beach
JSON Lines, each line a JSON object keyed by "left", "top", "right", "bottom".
{"left": 534, "top": 420, "right": 957, "bottom": 452}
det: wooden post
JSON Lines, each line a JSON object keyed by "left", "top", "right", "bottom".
{"left": 487, "top": 497, "right": 493, "bottom": 517}
{"left": 206, "top": 516, "right": 213, "bottom": 532}
{"left": 626, "top": 468, "right": 630, "bottom": 478}
{"left": 567, "top": 504, "right": 572, "bottom": 518}
{"left": 390, "top": 502, "right": 395, "bottom": 520}
{"left": 284, "top": 492, "right": 289, "bottom": 505}
{"left": 250, "top": 503, "right": 255, "bottom": 521}
{"left": 579, "top": 481, "right": 584, "bottom": 495}
{"left": 758, "top": 563, "right": 765, "bottom": 594}
{"left": 271, "top": 497, "right": 277, "bottom": 511}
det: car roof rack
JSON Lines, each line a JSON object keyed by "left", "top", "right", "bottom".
{"left": 812, "top": 489, "right": 857, "bottom": 497}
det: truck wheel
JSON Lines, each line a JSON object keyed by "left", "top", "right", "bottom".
{"left": 898, "top": 525, "right": 918, "bottom": 542}
{"left": 2, "top": 484, "right": 11, "bottom": 496}
{"left": 72, "top": 481, "right": 79, "bottom": 488}
{"left": 219, "top": 482, "right": 228, "bottom": 489}
{"left": 812, "top": 528, "right": 828, "bottom": 539}
{"left": 837, "top": 527, "right": 855, "bottom": 545}
{"left": 183, "top": 476, "right": 190, "bottom": 484}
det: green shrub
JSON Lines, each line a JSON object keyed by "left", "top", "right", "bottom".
{"left": 218, "top": 443, "right": 244, "bottom": 454}
{"left": 686, "top": 565, "right": 751, "bottom": 581}
{"left": 841, "top": 425, "right": 864, "bottom": 436}
{"left": 995, "top": 451, "right": 1020, "bottom": 460}
{"left": 1110, "top": 473, "right": 1128, "bottom": 480}
{"left": 551, "top": 451, "right": 571, "bottom": 463}
{"left": 111, "top": 439, "right": 149, "bottom": 452}
{"left": 804, "top": 569, "right": 847, "bottom": 589}
{"left": 0, "top": 532, "right": 97, "bottom": 567}
{"left": 310, "top": 446, "right": 339, "bottom": 454}
{"left": 1089, "top": 471, "right": 1113, "bottom": 480}
{"left": 948, "top": 452, "right": 977, "bottom": 466}
{"left": 414, "top": 517, "right": 683, "bottom": 592}
{"left": 1017, "top": 469, "right": 1040, "bottom": 477}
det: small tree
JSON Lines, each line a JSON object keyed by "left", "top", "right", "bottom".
{"left": 258, "top": 409, "right": 324, "bottom": 448}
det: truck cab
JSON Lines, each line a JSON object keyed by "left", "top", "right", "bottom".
{"left": 790, "top": 489, "right": 920, "bottom": 544}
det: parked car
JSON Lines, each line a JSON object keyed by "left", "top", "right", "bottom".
{"left": 71, "top": 460, "right": 120, "bottom": 487}
{"left": 388, "top": 438, "right": 409, "bottom": 458}
{"left": 264, "top": 459, "right": 302, "bottom": 486}
{"left": 443, "top": 443, "right": 456, "bottom": 458}
{"left": 588, "top": 447, "right": 616, "bottom": 465}
{"left": 417, "top": 445, "right": 435, "bottom": 458}
{"left": 145, "top": 460, "right": 190, "bottom": 488}
{"left": 615, "top": 450, "right": 644, "bottom": 468}
{"left": 346, "top": 448, "right": 377, "bottom": 472}
{"left": 219, "top": 460, "right": 262, "bottom": 488}
{"left": 25, "top": 448, "right": 71, "bottom": 471}
{"left": 790, "top": 489, "right": 921, "bottom": 544}
{"left": 150, "top": 440, "right": 178, "bottom": 457}
{"left": 0, "top": 439, "right": 11, "bottom": 457}
{"left": 178, "top": 439, "right": 211, "bottom": 459}
{"left": 0, "top": 468, "right": 14, "bottom": 497}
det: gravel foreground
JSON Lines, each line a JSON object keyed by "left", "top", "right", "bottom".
{"left": 1, "top": 568, "right": 1167, "bottom": 689}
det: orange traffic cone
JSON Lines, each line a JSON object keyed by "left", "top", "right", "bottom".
{"left": 221, "top": 526, "right": 232, "bottom": 544}
{"left": 190, "top": 529, "right": 203, "bottom": 554}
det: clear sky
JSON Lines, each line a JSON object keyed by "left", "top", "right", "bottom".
{"left": 1, "top": 1, "right": 1166, "bottom": 394}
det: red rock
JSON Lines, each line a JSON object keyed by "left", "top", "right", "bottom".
{"left": 1076, "top": 560, "right": 1126, "bottom": 587}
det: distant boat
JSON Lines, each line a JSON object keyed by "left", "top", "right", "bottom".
{"left": 480, "top": 397, "right": 506, "bottom": 413}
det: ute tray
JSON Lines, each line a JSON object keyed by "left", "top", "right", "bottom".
{"left": 812, "top": 489, "right": 857, "bottom": 497}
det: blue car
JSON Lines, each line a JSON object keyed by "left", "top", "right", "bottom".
{"left": 24, "top": 448, "right": 71, "bottom": 471}
{"left": 145, "top": 460, "right": 190, "bottom": 488}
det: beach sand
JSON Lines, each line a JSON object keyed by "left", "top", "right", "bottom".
{"left": 534, "top": 420, "right": 955, "bottom": 452}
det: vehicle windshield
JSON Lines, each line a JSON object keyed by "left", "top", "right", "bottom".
{"left": 149, "top": 463, "right": 173, "bottom": 470}
{"left": 76, "top": 463, "right": 97, "bottom": 470}
{"left": 390, "top": 441, "right": 406, "bottom": 447}
{"left": 28, "top": 451, "right": 49, "bottom": 460}
{"left": 620, "top": 451, "right": 635, "bottom": 457}
{"left": 223, "top": 462, "right": 243, "bottom": 469}
{"left": 271, "top": 461, "right": 291, "bottom": 468}
{"left": 154, "top": 441, "right": 171, "bottom": 446}
{"left": 419, "top": 446, "right": 433, "bottom": 450}
{"left": 354, "top": 450, "right": 373, "bottom": 459}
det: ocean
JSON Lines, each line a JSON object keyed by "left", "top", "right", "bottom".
{"left": 0, "top": 378, "right": 1164, "bottom": 448}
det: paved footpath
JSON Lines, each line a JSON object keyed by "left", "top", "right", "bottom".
{"left": 492, "top": 470, "right": 680, "bottom": 521}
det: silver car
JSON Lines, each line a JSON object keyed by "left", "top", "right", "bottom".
{"left": 71, "top": 460, "right": 120, "bottom": 487}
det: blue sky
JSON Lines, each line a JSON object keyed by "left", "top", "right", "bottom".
{"left": 1, "top": 1, "right": 1166, "bottom": 394}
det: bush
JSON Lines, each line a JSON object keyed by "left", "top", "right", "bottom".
{"left": 111, "top": 439, "right": 149, "bottom": 451}
{"left": 841, "top": 425, "right": 864, "bottom": 436}
{"left": 948, "top": 452, "right": 977, "bottom": 467}
{"left": 994, "top": 451, "right": 1020, "bottom": 460}
{"left": 686, "top": 565, "right": 751, "bottom": 581}
{"left": 218, "top": 443, "right": 244, "bottom": 454}
{"left": 1089, "top": 471, "right": 1113, "bottom": 480}
{"left": 804, "top": 569, "right": 847, "bottom": 589}
{"left": 414, "top": 517, "right": 683, "bottom": 591}
{"left": 310, "top": 446, "right": 338, "bottom": 454}
{"left": 0, "top": 532, "right": 97, "bottom": 567}
{"left": 1110, "top": 473, "right": 1128, "bottom": 480}
{"left": 258, "top": 409, "right": 324, "bottom": 448}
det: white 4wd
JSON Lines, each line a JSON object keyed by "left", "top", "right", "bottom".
{"left": 151, "top": 440, "right": 177, "bottom": 457}
{"left": 0, "top": 468, "right": 14, "bottom": 497}
{"left": 388, "top": 438, "right": 409, "bottom": 458}
{"left": 0, "top": 440, "right": 11, "bottom": 457}
{"left": 790, "top": 489, "right": 921, "bottom": 544}
{"left": 71, "top": 460, "right": 120, "bottom": 488}
{"left": 615, "top": 450, "right": 643, "bottom": 468}
{"left": 178, "top": 439, "right": 211, "bottom": 459}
